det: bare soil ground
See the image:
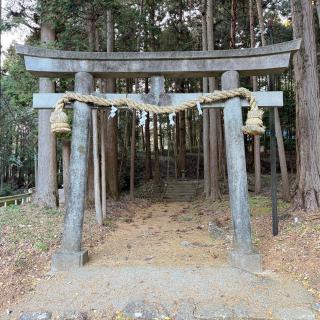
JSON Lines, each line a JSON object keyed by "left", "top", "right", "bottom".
{"left": 0, "top": 193, "right": 319, "bottom": 317}
{"left": 0, "top": 198, "right": 148, "bottom": 312}
{"left": 89, "top": 201, "right": 229, "bottom": 268}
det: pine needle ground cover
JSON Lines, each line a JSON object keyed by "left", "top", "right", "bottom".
{"left": 0, "top": 196, "right": 319, "bottom": 317}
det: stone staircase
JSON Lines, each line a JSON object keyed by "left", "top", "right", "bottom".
{"left": 163, "top": 180, "right": 203, "bottom": 202}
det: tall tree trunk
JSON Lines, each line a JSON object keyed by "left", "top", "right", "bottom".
{"left": 100, "top": 110, "right": 107, "bottom": 218}
{"left": 85, "top": 15, "right": 96, "bottom": 205}
{"left": 249, "top": 0, "right": 261, "bottom": 194}
{"left": 187, "top": 110, "right": 193, "bottom": 151}
{"left": 230, "top": 0, "right": 237, "bottom": 48}
{"left": 34, "top": 148, "right": 38, "bottom": 190}
{"left": 145, "top": 111, "right": 152, "bottom": 181}
{"left": 62, "top": 140, "right": 70, "bottom": 208}
{"left": 196, "top": 121, "right": 201, "bottom": 181}
{"left": 316, "top": 0, "right": 320, "bottom": 28}
{"left": 274, "top": 108, "right": 290, "bottom": 201}
{"left": 175, "top": 112, "right": 180, "bottom": 178}
{"left": 87, "top": 16, "right": 96, "bottom": 51}
{"left": 36, "top": 23, "right": 58, "bottom": 208}
{"left": 130, "top": 110, "right": 136, "bottom": 199}
{"left": 92, "top": 109, "right": 103, "bottom": 225}
{"left": 292, "top": 0, "right": 320, "bottom": 211}
{"left": 207, "top": 0, "right": 220, "bottom": 200}
{"left": 141, "top": 123, "right": 145, "bottom": 151}
{"left": 202, "top": 0, "right": 210, "bottom": 197}
{"left": 86, "top": 133, "right": 95, "bottom": 206}
{"left": 147, "top": 0, "right": 160, "bottom": 183}
{"left": 119, "top": 110, "right": 130, "bottom": 181}
{"left": 179, "top": 111, "right": 187, "bottom": 178}
{"left": 105, "top": 9, "right": 119, "bottom": 200}
{"left": 257, "top": 0, "right": 290, "bottom": 200}
{"left": 159, "top": 116, "right": 164, "bottom": 154}
{"left": 256, "top": 0, "right": 267, "bottom": 46}
{"left": 153, "top": 114, "right": 160, "bottom": 183}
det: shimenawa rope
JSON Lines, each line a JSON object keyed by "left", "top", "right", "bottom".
{"left": 50, "top": 87, "right": 265, "bottom": 136}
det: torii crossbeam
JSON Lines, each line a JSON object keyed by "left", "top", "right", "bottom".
{"left": 16, "top": 39, "right": 300, "bottom": 273}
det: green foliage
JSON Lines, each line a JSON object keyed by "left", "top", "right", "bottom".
{"left": 0, "top": 205, "right": 23, "bottom": 229}
{"left": 1, "top": 0, "right": 39, "bottom": 33}
{"left": 0, "top": 48, "right": 38, "bottom": 192}
{"left": 0, "top": 184, "right": 16, "bottom": 197}
{"left": 34, "top": 241, "right": 49, "bottom": 251}
{"left": 0, "top": 0, "right": 297, "bottom": 192}
{"left": 2, "top": 48, "right": 37, "bottom": 109}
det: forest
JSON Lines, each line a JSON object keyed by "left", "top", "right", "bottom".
{"left": 1, "top": 0, "right": 320, "bottom": 318}
{"left": 1, "top": 0, "right": 319, "bottom": 212}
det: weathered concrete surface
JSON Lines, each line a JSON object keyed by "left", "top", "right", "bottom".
{"left": 51, "top": 72, "right": 93, "bottom": 271}
{"left": 16, "top": 40, "right": 301, "bottom": 78}
{"left": 51, "top": 250, "right": 89, "bottom": 272}
{"left": 10, "top": 266, "right": 316, "bottom": 319}
{"left": 230, "top": 249, "right": 262, "bottom": 273}
{"left": 33, "top": 91, "right": 284, "bottom": 109}
{"left": 150, "top": 75, "right": 165, "bottom": 105}
{"left": 222, "top": 71, "right": 262, "bottom": 273}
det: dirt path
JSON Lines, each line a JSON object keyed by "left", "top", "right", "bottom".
{"left": 6, "top": 200, "right": 318, "bottom": 319}
{"left": 89, "top": 201, "right": 229, "bottom": 268}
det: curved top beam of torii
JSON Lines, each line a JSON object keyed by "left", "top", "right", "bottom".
{"left": 16, "top": 39, "right": 300, "bottom": 78}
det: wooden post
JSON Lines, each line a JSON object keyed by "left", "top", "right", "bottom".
{"left": 92, "top": 109, "right": 103, "bottom": 225}
{"left": 201, "top": 0, "right": 210, "bottom": 197}
{"left": 270, "top": 108, "right": 279, "bottom": 236}
{"left": 52, "top": 72, "right": 93, "bottom": 271}
{"left": 34, "top": 150, "right": 38, "bottom": 191}
{"left": 249, "top": 0, "right": 261, "bottom": 194}
{"left": 130, "top": 110, "right": 136, "bottom": 199}
{"left": 222, "top": 70, "right": 261, "bottom": 273}
{"left": 100, "top": 110, "right": 107, "bottom": 218}
{"left": 274, "top": 108, "right": 290, "bottom": 201}
{"left": 62, "top": 140, "right": 71, "bottom": 208}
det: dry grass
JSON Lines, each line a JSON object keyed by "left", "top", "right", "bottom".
{"left": 0, "top": 197, "right": 146, "bottom": 312}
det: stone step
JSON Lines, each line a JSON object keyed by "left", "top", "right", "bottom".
{"left": 164, "top": 188, "right": 197, "bottom": 193}
{"left": 165, "top": 185, "right": 200, "bottom": 189}
{"left": 162, "top": 197, "right": 194, "bottom": 202}
{"left": 164, "top": 189, "right": 197, "bottom": 194}
{"left": 165, "top": 190, "right": 197, "bottom": 194}
{"left": 164, "top": 194, "right": 196, "bottom": 198}
{"left": 163, "top": 180, "right": 202, "bottom": 201}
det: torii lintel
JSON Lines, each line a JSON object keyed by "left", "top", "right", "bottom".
{"left": 15, "top": 39, "right": 301, "bottom": 78}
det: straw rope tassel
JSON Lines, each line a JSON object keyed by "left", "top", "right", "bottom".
{"left": 49, "top": 88, "right": 265, "bottom": 136}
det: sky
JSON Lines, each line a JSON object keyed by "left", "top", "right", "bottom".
{"left": 1, "top": 0, "right": 33, "bottom": 64}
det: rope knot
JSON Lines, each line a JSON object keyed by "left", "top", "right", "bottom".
{"left": 50, "top": 107, "right": 71, "bottom": 133}
{"left": 241, "top": 109, "right": 265, "bottom": 135}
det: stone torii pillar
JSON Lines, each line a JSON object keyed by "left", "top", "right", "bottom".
{"left": 52, "top": 72, "right": 93, "bottom": 271}
{"left": 16, "top": 40, "right": 300, "bottom": 273}
{"left": 222, "top": 71, "right": 261, "bottom": 271}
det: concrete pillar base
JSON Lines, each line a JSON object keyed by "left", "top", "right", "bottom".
{"left": 51, "top": 250, "right": 89, "bottom": 272}
{"left": 229, "top": 250, "right": 262, "bottom": 274}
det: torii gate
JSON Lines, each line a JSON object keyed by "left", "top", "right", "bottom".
{"left": 16, "top": 39, "right": 300, "bottom": 273}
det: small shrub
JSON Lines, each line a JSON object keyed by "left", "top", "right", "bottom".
{"left": 34, "top": 241, "right": 49, "bottom": 252}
